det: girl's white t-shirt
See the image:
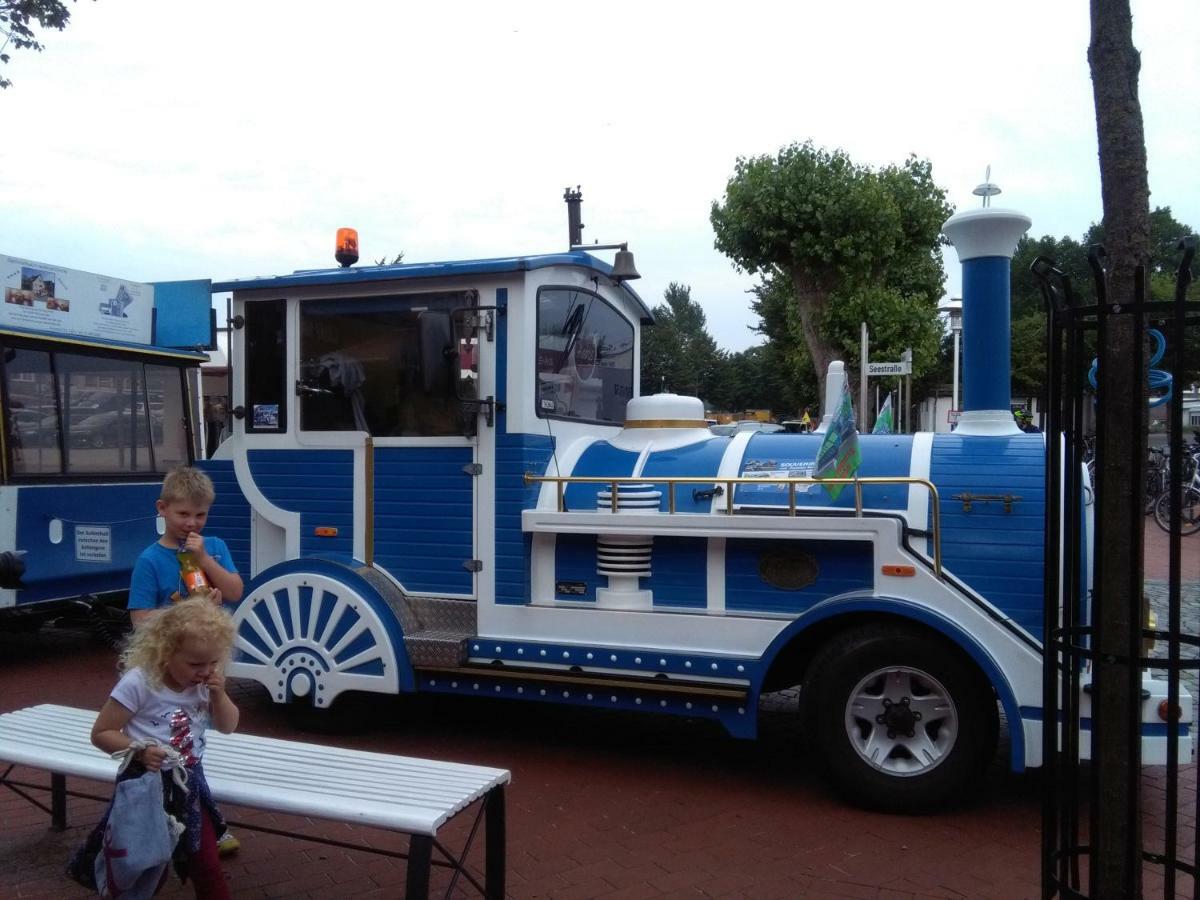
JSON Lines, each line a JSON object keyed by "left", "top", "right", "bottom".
{"left": 110, "top": 666, "right": 212, "bottom": 764}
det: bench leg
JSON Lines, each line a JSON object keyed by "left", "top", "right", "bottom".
{"left": 484, "top": 785, "right": 506, "bottom": 900}
{"left": 50, "top": 774, "right": 67, "bottom": 831}
{"left": 405, "top": 834, "right": 432, "bottom": 900}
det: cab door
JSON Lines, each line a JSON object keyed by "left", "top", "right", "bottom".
{"left": 294, "top": 290, "right": 480, "bottom": 599}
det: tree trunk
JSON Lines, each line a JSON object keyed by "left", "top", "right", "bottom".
{"left": 788, "top": 271, "right": 834, "bottom": 404}
{"left": 1087, "top": 2, "right": 1150, "bottom": 897}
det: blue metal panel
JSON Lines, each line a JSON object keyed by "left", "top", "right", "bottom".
{"left": 553, "top": 533, "right": 599, "bottom": 602}
{"left": 639, "top": 437, "right": 729, "bottom": 513}
{"left": 10, "top": 482, "right": 163, "bottom": 604}
{"left": 494, "top": 433, "right": 553, "bottom": 605}
{"left": 552, "top": 534, "right": 708, "bottom": 607}
{"left": 212, "top": 252, "right": 653, "bottom": 324}
{"left": 725, "top": 538, "right": 874, "bottom": 614}
{"left": 930, "top": 433, "right": 1045, "bottom": 639}
{"left": 246, "top": 450, "right": 355, "bottom": 559}
{"left": 563, "top": 441, "right": 640, "bottom": 511}
{"left": 644, "top": 536, "right": 707, "bottom": 608}
{"left": 737, "top": 434, "right": 913, "bottom": 510}
{"left": 961, "top": 256, "right": 1013, "bottom": 412}
{"left": 196, "top": 460, "right": 251, "bottom": 576}
{"left": 150, "top": 279, "right": 214, "bottom": 349}
{"left": 372, "top": 446, "right": 473, "bottom": 595}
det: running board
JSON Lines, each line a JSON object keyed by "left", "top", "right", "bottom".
{"left": 415, "top": 663, "right": 749, "bottom": 700}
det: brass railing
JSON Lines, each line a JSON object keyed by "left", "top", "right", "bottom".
{"left": 524, "top": 473, "right": 942, "bottom": 576}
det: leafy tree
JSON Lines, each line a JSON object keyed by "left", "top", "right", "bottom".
{"left": 715, "top": 343, "right": 795, "bottom": 416}
{"left": 711, "top": 142, "right": 952, "bottom": 400}
{"left": 639, "top": 282, "right": 725, "bottom": 405}
{"left": 0, "top": 0, "right": 85, "bottom": 89}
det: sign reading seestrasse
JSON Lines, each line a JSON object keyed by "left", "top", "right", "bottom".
{"left": 866, "top": 361, "right": 912, "bottom": 376}
{"left": 1, "top": 255, "right": 154, "bottom": 345}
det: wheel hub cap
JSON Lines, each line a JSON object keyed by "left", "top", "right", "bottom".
{"left": 844, "top": 666, "right": 958, "bottom": 777}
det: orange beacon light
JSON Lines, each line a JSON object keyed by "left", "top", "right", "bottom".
{"left": 335, "top": 228, "right": 359, "bottom": 267}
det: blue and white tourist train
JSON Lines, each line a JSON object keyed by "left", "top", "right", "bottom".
{"left": 200, "top": 209, "right": 1189, "bottom": 811}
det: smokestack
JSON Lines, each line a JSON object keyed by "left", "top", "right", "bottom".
{"left": 564, "top": 186, "right": 584, "bottom": 248}
{"left": 942, "top": 201, "right": 1031, "bottom": 436}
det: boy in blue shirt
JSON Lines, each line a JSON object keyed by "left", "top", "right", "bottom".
{"left": 127, "top": 465, "right": 245, "bottom": 855}
{"left": 128, "top": 467, "right": 243, "bottom": 627}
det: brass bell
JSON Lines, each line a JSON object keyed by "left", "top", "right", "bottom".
{"left": 610, "top": 248, "right": 641, "bottom": 282}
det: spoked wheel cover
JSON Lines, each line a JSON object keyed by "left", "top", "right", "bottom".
{"left": 843, "top": 666, "right": 959, "bottom": 777}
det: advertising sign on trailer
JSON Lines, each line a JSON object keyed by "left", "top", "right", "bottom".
{"left": 1, "top": 255, "right": 154, "bottom": 345}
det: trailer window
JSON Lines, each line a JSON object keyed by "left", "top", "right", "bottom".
{"left": 244, "top": 298, "right": 287, "bottom": 433}
{"left": 3, "top": 347, "right": 62, "bottom": 475}
{"left": 57, "top": 354, "right": 156, "bottom": 475}
{"left": 1, "top": 345, "right": 191, "bottom": 479}
{"left": 536, "top": 286, "right": 634, "bottom": 425}
{"left": 298, "top": 292, "right": 468, "bottom": 437}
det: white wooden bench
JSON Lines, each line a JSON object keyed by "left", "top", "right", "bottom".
{"left": 0, "top": 704, "right": 509, "bottom": 899}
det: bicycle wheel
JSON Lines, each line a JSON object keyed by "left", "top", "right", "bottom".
{"left": 1154, "top": 488, "right": 1200, "bottom": 536}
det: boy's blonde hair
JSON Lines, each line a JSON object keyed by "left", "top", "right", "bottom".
{"left": 160, "top": 466, "right": 215, "bottom": 507}
{"left": 121, "top": 599, "right": 236, "bottom": 688}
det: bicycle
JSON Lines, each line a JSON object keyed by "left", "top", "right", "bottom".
{"left": 1153, "top": 449, "right": 1200, "bottom": 536}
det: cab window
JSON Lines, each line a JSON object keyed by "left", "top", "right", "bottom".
{"left": 536, "top": 286, "right": 634, "bottom": 425}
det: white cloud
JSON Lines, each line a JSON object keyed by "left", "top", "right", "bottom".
{"left": 0, "top": 0, "right": 1196, "bottom": 351}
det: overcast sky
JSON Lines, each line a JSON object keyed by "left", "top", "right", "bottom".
{"left": 1, "top": 1, "right": 1196, "bottom": 352}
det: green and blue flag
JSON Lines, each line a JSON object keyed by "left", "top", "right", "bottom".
{"left": 872, "top": 393, "right": 894, "bottom": 434}
{"left": 814, "top": 378, "right": 861, "bottom": 500}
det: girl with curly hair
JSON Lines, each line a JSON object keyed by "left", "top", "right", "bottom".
{"left": 68, "top": 599, "right": 239, "bottom": 898}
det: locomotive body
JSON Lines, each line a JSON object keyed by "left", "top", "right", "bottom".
{"left": 204, "top": 243, "right": 1183, "bottom": 811}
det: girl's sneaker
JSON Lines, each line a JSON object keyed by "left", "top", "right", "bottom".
{"left": 216, "top": 830, "right": 240, "bottom": 856}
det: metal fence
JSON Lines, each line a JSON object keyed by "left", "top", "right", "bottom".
{"left": 1037, "top": 236, "right": 1198, "bottom": 898}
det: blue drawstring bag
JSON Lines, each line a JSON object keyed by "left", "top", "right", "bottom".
{"left": 93, "top": 745, "right": 186, "bottom": 899}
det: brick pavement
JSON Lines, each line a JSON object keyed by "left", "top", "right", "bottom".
{"left": 1, "top": 626, "right": 1046, "bottom": 899}
{"left": 2, "top": 525, "right": 1196, "bottom": 900}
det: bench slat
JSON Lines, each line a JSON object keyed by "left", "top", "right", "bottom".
{"left": 0, "top": 704, "right": 510, "bottom": 836}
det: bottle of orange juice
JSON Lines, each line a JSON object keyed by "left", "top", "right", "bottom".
{"left": 176, "top": 542, "right": 211, "bottom": 600}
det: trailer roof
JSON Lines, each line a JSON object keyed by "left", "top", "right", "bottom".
{"left": 0, "top": 325, "right": 209, "bottom": 361}
{"left": 211, "top": 252, "right": 654, "bottom": 324}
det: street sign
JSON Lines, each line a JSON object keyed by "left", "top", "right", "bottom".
{"left": 866, "top": 361, "right": 912, "bottom": 376}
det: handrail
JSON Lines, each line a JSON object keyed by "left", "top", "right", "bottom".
{"left": 524, "top": 473, "right": 942, "bottom": 577}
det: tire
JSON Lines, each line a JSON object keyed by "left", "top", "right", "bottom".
{"left": 804, "top": 623, "right": 999, "bottom": 813}
{"left": 1154, "top": 488, "right": 1200, "bottom": 536}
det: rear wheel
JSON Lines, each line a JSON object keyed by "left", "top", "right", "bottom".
{"left": 1154, "top": 488, "right": 1200, "bottom": 536}
{"left": 804, "top": 623, "right": 999, "bottom": 813}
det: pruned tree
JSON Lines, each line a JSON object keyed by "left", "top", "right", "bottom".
{"left": 0, "top": 0, "right": 85, "bottom": 89}
{"left": 711, "top": 142, "right": 952, "bottom": 400}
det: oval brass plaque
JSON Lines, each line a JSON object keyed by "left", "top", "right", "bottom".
{"left": 758, "top": 549, "right": 819, "bottom": 591}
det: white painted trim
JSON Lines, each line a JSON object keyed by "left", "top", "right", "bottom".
{"left": 0, "top": 487, "right": 16, "bottom": 609}
{"left": 707, "top": 537, "right": 726, "bottom": 612}
{"left": 522, "top": 509, "right": 905, "bottom": 543}
{"left": 714, "top": 432, "right": 752, "bottom": 513}
{"left": 942, "top": 208, "right": 1032, "bottom": 261}
{"left": 908, "top": 431, "right": 933, "bottom": 558}
{"left": 954, "top": 409, "right": 1024, "bottom": 435}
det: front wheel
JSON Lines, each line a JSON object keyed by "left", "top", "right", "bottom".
{"left": 804, "top": 624, "right": 999, "bottom": 813}
{"left": 1154, "top": 488, "right": 1200, "bottom": 536}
